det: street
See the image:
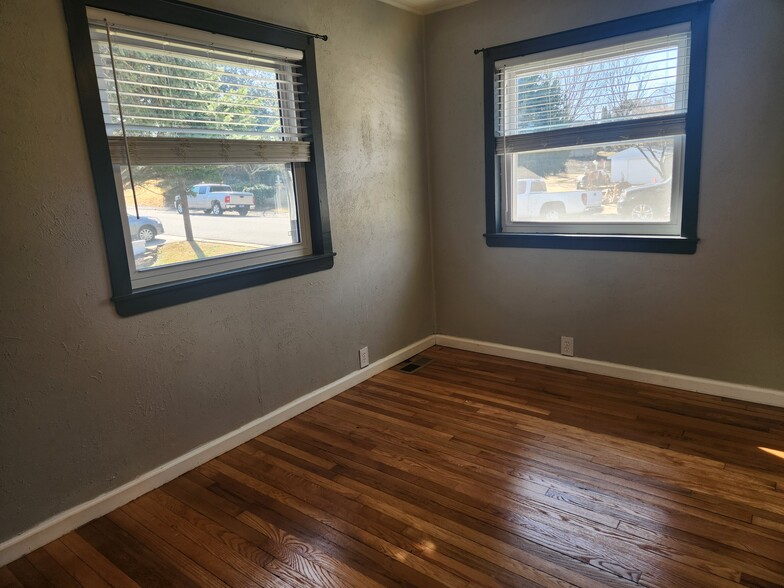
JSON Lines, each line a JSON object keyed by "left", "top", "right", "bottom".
{"left": 135, "top": 206, "right": 295, "bottom": 248}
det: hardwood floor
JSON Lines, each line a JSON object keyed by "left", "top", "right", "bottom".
{"left": 3, "top": 345, "right": 784, "bottom": 587}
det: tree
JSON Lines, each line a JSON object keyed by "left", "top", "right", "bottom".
{"left": 515, "top": 73, "right": 567, "bottom": 132}
{"left": 557, "top": 50, "right": 678, "bottom": 123}
{"left": 514, "top": 74, "right": 569, "bottom": 176}
{"left": 633, "top": 142, "right": 671, "bottom": 179}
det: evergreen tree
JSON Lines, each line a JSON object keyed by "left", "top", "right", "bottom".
{"left": 515, "top": 73, "right": 567, "bottom": 132}
{"left": 515, "top": 74, "right": 569, "bottom": 176}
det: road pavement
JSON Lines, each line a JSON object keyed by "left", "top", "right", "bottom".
{"left": 135, "top": 206, "right": 294, "bottom": 247}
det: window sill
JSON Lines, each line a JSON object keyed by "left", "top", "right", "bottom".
{"left": 484, "top": 233, "right": 698, "bottom": 254}
{"left": 113, "top": 252, "right": 336, "bottom": 316}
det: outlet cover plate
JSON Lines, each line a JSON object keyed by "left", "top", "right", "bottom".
{"left": 359, "top": 346, "right": 370, "bottom": 368}
{"left": 560, "top": 336, "right": 574, "bottom": 357}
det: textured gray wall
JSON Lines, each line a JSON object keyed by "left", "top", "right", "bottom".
{"left": 425, "top": 0, "right": 784, "bottom": 389}
{"left": 0, "top": 0, "right": 434, "bottom": 541}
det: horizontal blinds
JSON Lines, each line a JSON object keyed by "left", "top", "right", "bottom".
{"left": 89, "top": 20, "right": 311, "bottom": 164}
{"left": 108, "top": 137, "right": 310, "bottom": 165}
{"left": 496, "top": 29, "right": 690, "bottom": 151}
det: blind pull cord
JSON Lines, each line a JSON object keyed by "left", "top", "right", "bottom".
{"left": 501, "top": 66, "right": 508, "bottom": 214}
{"left": 105, "top": 19, "right": 140, "bottom": 219}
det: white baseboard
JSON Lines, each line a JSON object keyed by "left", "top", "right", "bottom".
{"left": 0, "top": 335, "right": 436, "bottom": 568}
{"left": 435, "top": 335, "right": 784, "bottom": 409}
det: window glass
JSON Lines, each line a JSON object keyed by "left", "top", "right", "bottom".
{"left": 506, "top": 136, "right": 679, "bottom": 224}
{"left": 118, "top": 164, "right": 302, "bottom": 278}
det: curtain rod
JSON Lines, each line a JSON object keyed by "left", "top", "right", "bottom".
{"left": 266, "top": 22, "right": 328, "bottom": 42}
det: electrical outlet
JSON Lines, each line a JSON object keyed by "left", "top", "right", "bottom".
{"left": 359, "top": 346, "right": 370, "bottom": 368}
{"left": 560, "top": 336, "right": 574, "bottom": 357}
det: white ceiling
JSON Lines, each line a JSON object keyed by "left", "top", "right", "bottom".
{"left": 375, "top": 0, "right": 479, "bottom": 15}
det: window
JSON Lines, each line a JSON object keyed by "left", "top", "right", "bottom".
{"left": 482, "top": 3, "right": 710, "bottom": 253}
{"left": 62, "top": 0, "right": 333, "bottom": 315}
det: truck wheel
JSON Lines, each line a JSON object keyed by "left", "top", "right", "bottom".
{"left": 175, "top": 201, "right": 183, "bottom": 214}
{"left": 542, "top": 203, "right": 565, "bottom": 221}
{"left": 238, "top": 206, "right": 249, "bottom": 216}
{"left": 211, "top": 201, "right": 223, "bottom": 216}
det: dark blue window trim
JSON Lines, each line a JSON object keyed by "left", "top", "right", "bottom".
{"left": 482, "top": 1, "right": 711, "bottom": 254}
{"left": 61, "top": 0, "right": 334, "bottom": 315}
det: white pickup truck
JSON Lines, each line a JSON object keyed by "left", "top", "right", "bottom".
{"left": 513, "top": 178, "right": 603, "bottom": 221}
{"left": 175, "top": 184, "right": 254, "bottom": 216}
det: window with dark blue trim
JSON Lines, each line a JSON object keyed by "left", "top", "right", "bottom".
{"left": 62, "top": 0, "right": 334, "bottom": 315}
{"left": 482, "top": 2, "right": 711, "bottom": 253}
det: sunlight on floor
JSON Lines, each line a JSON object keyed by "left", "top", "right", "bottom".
{"left": 759, "top": 447, "right": 784, "bottom": 460}
{"left": 417, "top": 540, "right": 437, "bottom": 553}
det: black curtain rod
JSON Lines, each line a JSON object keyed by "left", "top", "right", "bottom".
{"left": 268, "top": 22, "right": 328, "bottom": 42}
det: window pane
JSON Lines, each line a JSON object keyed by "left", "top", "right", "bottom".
{"left": 507, "top": 136, "right": 679, "bottom": 223}
{"left": 497, "top": 29, "right": 690, "bottom": 136}
{"left": 120, "top": 163, "right": 301, "bottom": 272}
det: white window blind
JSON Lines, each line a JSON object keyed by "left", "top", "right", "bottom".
{"left": 495, "top": 28, "right": 691, "bottom": 154}
{"left": 88, "top": 17, "right": 311, "bottom": 165}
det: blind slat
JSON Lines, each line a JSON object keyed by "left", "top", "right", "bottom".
{"left": 104, "top": 124, "right": 307, "bottom": 140}
{"left": 102, "top": 94, "right": 307, "bottom": 115}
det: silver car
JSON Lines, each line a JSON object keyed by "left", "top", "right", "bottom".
{"left": 127, "top": 214, "right": 164, "bottom": 242}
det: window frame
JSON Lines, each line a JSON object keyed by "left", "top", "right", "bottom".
{"left": 482, "top": 2, "right": 711, "bottom": 254}
{"left": 62, "top": 0, "right": 334, "bottom": 316}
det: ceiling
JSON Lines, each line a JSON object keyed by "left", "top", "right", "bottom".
{"left": 375, "top": 0, "right": 479, "bottom": 15}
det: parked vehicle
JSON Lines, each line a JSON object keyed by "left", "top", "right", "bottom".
{"left": 175, "top": 184, "right": 254, "bottom": 216}
{"left": 127, "top": 214, "right": 164, "bottom": 242}
{"left": 513, "top": 178, "right": 603, "bottom": 221}
{"left": 617, "top": 178, "right": 672, "bottom": 221}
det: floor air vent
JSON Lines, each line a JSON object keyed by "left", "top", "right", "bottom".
{"left": 397, "top": 356, "right": 433, "bottom": 374}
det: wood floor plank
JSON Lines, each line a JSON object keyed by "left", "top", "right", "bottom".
{"left": 76, "top": 517, "right": 198, "bottom": 587}
{"left": 3, "top": 345, "right": 784, "bottom": 587}
{"left": 106, "top": 508, "right": 228, "bottom": 588}
{"left": 59, "top": 533, "right": 142, "bottom": 588}
{"left": 42, "top": 540, "right": 112, "bottom": 588}
{"left": 5, "top": 558, "right": 48, "bottom": 587}
{"left": 127, "top": 494, "right": 288, "bottom": 588}
{"left": 25, "top": 548, "right": 81, "bottom": 588}
{"left": 0, "top": 566, "right": 23, "bottom": 588}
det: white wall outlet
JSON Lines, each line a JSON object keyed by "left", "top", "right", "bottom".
{"left": 560, "top": 336, "right": 574, "bottom": 357}
{"left": 359, "top": 346, "right": 370, "bottom": 368}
